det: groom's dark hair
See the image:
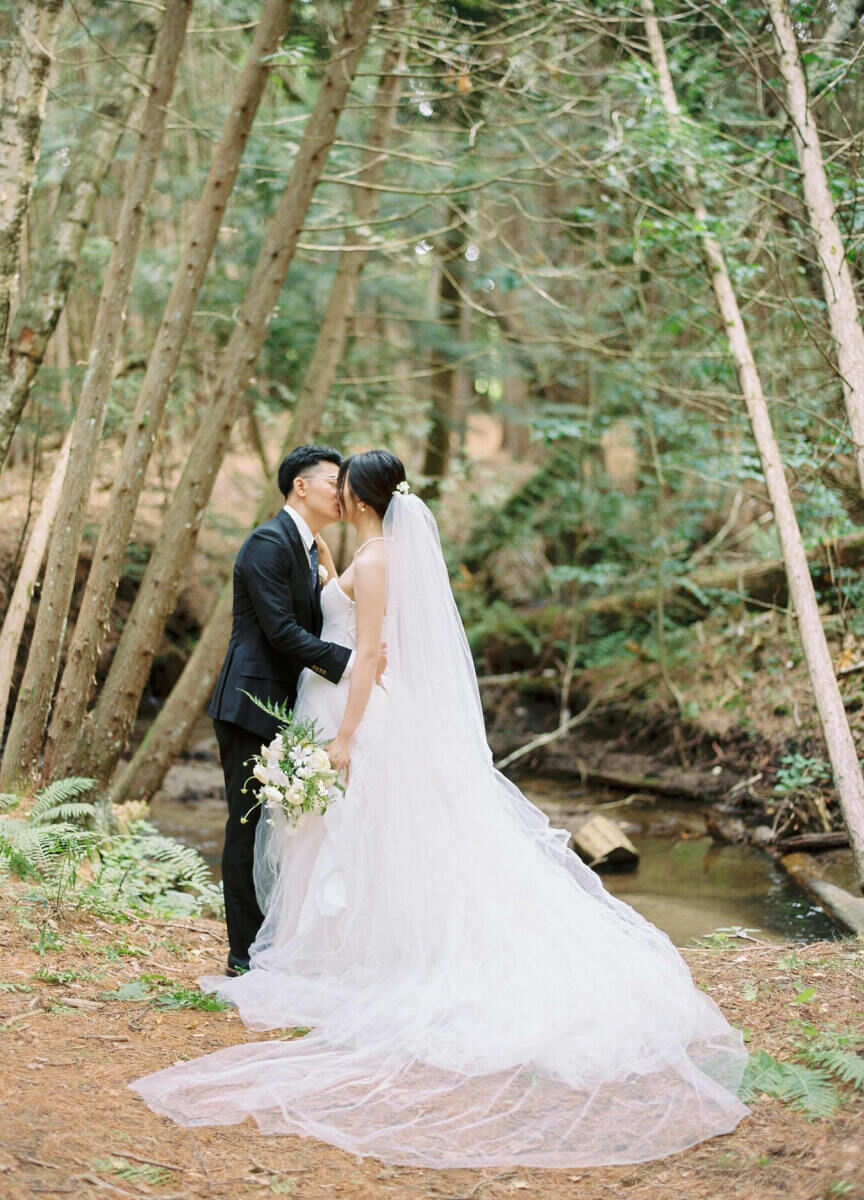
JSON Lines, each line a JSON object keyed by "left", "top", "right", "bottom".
{"left": 278, "top": 445, "right": 342, "bottom": 498}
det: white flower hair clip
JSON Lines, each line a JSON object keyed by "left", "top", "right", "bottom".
{"left": 394, "top": 480, "right": 411, "bottom": 495}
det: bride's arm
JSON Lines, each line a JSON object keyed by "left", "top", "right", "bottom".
{"left": 326, "top": 543, "right": 387, "bottom": 775}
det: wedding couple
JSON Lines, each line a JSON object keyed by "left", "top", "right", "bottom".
{"left": 132, "top": 444, "right": 748, "bottom": 1167}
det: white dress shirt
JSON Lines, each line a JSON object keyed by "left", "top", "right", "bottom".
{"left": 282, "top": 503, "right": 315, "bottom": 563}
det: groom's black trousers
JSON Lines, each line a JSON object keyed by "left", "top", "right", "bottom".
{"left": 214, "top": 718, "right": 265, "bottom": 962}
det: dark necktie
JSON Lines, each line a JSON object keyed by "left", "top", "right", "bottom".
{"left": 308, "top": 538, "right": 320, "bottom": 591}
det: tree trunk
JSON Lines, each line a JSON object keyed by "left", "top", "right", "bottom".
{"left": 0, "top": 0, "right": 63, "bottom": 351}
{"left": 0, "top": 1, "right": 192, "bottom": 787}
{"left": 43, "top": 0, "right": 294, "bottom": 779}
{"left": 110, "top": 20, "right": 406, "bottom": 805}
{"left": 0, "top": 424, "right": 71, "bottom": 738}
{"left": 79, "top": 0, "right": 379, "bottom": 786}
{"left": 642, "top": 0, "right": 864, "bottom": 889}
{"left": 421, "top": 216, "right": 465, "bottom": 500}
{"left": 0, "top": 9, "right": 160, "bottom": 473}
{"left": 767, "top": 0, "right": 864, "bottom": 497}
{"left": 817, "top": 0, "right": 864, "bottom": 56}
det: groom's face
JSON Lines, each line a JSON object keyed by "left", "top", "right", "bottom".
{"left": 298, "top": 462, "right": 341, "bottom": 525}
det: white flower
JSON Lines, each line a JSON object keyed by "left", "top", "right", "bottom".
{"left": 318, "top": 563, "right": 329, "bottom": 583}
{"left": 394, "top": 480, "right": 410, "bottom": 495}
{"left": 253, "top": 762, "right": 270, "bottom": 784}
{"left": 262, "top": 785, "right": 282, "bottom": 806}
{"left": 308, "top": 748, "right": 330, "bottom": 771}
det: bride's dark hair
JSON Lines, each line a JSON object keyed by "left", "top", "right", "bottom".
{"left": 338, "top": 450, "right": 406, "bottom": 520}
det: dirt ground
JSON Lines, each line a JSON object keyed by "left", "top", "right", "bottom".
{"left": 1, "top": 881, "right": 862, "bottom": 1200}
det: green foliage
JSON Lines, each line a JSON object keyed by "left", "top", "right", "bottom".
{"left": 740, "top": 1051, "right": 840, "bottom": 1118}
{"left": 0, "top": 778, "right": 100, "bottom": 908}
{"left": 83, "top": 820, "right": 223, "bottom": 919}
{"left": 102, "top": 974, "right": 230, "bottom": 1012}
{"left": 773, "top": 754, "right": 832, "bottom": 799}
{"left": 0, "top": 779, "right": 222, "bottom": 920}
{"left": 91, "top": 1158, "right": 174, "bottom": 1188}
{"left": 741, "top": 1026, "right": 864, "bottom": 1120}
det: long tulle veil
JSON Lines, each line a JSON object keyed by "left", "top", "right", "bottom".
{"left": 130, "top": 491, "right": 749, "bottom": 1168}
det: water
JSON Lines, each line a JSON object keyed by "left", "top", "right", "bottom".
{"left": 150, "top": 768, "right": 842, "bottom": 948}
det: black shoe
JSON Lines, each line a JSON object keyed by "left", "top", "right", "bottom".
{"left": 226, "top": 954, "right": 250, "bottom": 977}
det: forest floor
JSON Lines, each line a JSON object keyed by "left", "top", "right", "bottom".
{"left": 2, "top": 880, "right": 862, "bottom": 1200}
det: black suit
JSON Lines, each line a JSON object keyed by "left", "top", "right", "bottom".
{"left": 209, "top": 508, "right": 351, "bottom": 962}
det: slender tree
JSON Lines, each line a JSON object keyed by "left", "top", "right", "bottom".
{"left": 0, "top": 426, "right": 71, "bottom": 736}
{"left": 0, "top": 0, "right": 193, "bottom": 785}
{"left": 0, "top": 0, "right": 63, "bottom": 350}
{"left": 43, "top": 0, "right": 295, "bottom": 779}
{"left": 77, "top": 0, "right": 380, "bottom": 786}
{"left": 765, "top": 0, "right": 864, "bottom": 497}
{"left": 0, "top": 8, "right": 160, "bottom": 470}
{"left": 110, "top": 22, "right": 407, "bottom": 804}
{"left": 641, "top": 0, "right": 864, "bottom": 887}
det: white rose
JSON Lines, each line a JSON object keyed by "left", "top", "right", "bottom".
{"left": 308, "top": 748, "right": 330, "bottom": 771}
{"left": 318, "top": 563, "right": 329, "bottom": 584}
{"left": 262, "top": 785, "right": 282, "bottom": 806}
{"left": 253, "top": 762, "right": 269, "bottom": 784}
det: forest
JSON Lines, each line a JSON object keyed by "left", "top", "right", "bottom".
{"left": 1, "top": 1, "right": 864, "bottom": 1197}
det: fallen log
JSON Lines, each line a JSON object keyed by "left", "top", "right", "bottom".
{"left": 778, "top": 852, "right": 864, "bottom": 934}
{"left": 778, "top": 831, "right": 850, "bottom": 853}
{"left": 567, "top": 814, "right": 639, "bottom": 872}
{"left": 479, "top": 530, "right": 864, "bottom": 646}
{"left": 535, "top": 761, "right": 724, "bottom": 802}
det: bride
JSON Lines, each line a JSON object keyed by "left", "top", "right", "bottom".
{"left": 132, "top": 449, "right": 748, "bottom": 1167}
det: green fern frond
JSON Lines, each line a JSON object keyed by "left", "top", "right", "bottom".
{"left": 740, "top": 1051, "right": 840, "bottom": 1119}
{"left": 0, "top": 793, "right": 21, "bottom": 813}
{"left": 30, "top": 778, "right": 95, "bottom": 822}
{"left": 0, "top": 818, "right": 99, "bottom": 881}
{"left": 781, "top": 1062, "right": 840, "bottom": 1118}
{"left": 739, "top": 1050, "right": 788, "bottom": 1101}
{"left": 139, "top": 835, "right": 213, "bottom": 891}
{"left": 806, "top": 1047, "right": 864, "bottom": 1092}
{"left": 32, "top": 801, "right": 97, "bottom": 825}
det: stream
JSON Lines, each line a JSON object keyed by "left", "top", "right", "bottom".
{"left": 149, "top": 755, "right": 840, "bottom": 947}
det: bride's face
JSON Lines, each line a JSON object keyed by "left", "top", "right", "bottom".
{"left": 339, "top": 477, "right": 360, "bottom": 523}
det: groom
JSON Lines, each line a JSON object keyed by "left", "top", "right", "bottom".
{"left": 209, "top": 445, "right": 353, "bottom": 975}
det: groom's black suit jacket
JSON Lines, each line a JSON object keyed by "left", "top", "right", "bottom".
{"left": 208, "top": 509, "right": 351, "bottom": 743}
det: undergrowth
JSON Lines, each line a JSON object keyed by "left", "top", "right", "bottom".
{"left": 0, "top": 778, "right": 222, "bottom": 919}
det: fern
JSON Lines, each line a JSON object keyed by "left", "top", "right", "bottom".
{"left": 33, "top": 801, "right": 97, "bottom": 825}
{"left": 29, "top": 777, "right": 95, "bottom": 823}
{"left": 1, "top": 779, "right": 221, "bottom": 919}
{"left": 740, "top": 1050, "right": 840, "bottom": 1118}
{"left": 806, "top": 1047, "right": 864, "bottom": 1091}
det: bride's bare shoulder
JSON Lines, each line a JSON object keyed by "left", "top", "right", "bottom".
{"left": 352, "top": 538, "right": 389, "bottom": 588}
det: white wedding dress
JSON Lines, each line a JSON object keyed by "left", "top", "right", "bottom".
{"left": 131, "top": 496, "right": 748, "bottom": 1167}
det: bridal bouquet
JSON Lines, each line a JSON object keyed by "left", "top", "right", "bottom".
{"left": 241, "top": 696, "right": 343, "bottom": 833}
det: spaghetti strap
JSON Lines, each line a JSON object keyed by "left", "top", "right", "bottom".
{"left": 353, "top": 536, "right": 390, "bottom": 559}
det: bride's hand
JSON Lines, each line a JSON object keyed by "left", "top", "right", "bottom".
{"left": 327, "top": 734, "right": 352, "bottom": 781}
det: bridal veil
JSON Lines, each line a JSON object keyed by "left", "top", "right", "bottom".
{"left": 131, "top": 494, "right": 748, "bottom": 1167}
